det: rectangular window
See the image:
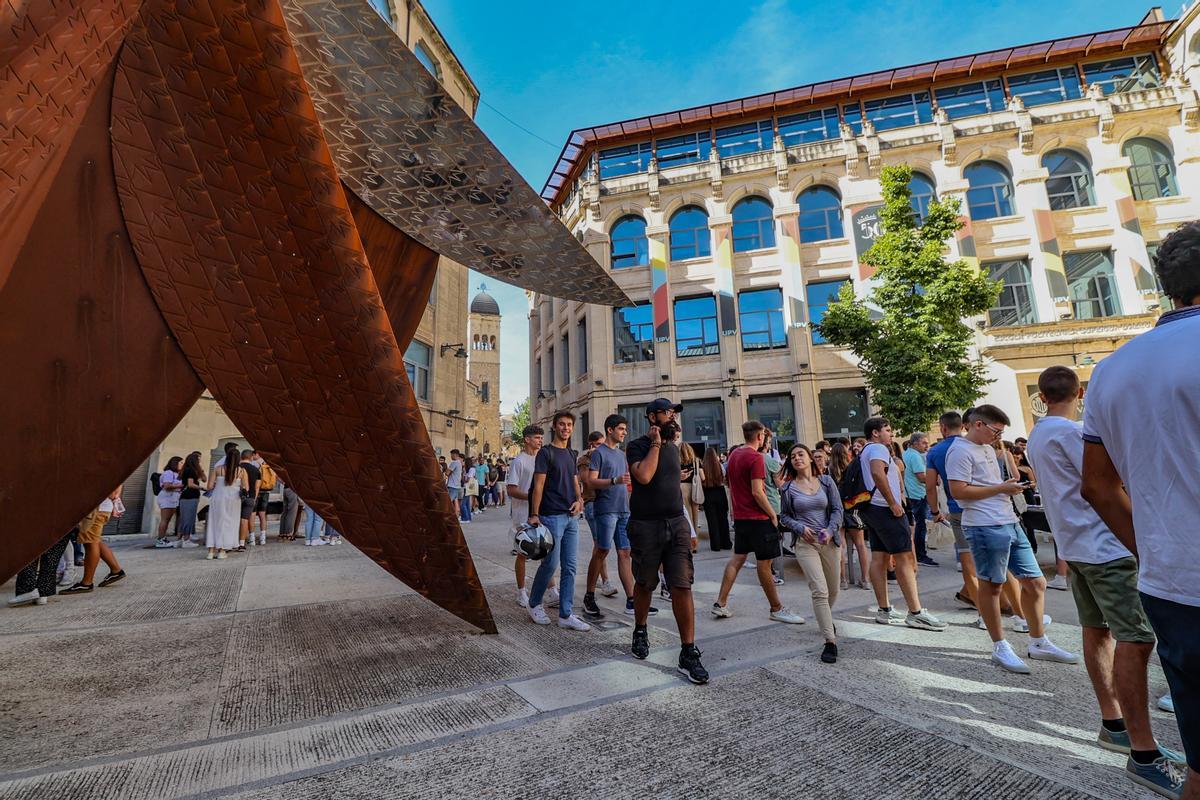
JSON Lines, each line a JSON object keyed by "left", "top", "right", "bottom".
{"left": 862, "top": 91, "right": 932, "bottom": 132}
{"left": 1065, "top": 250, "right": 1121, "bottom": 319}
{"left": 613, "top": 304, "right": 655, "bottom": 363}
{"left": 738, "top": 288, "right": 786, "bottom": 351}
{"left": 680, "top": 398, "right": 726, "bottom": 449}
{"left": 598, "top": 142, "right": 653, "bottom": 179}
{"left": 1007, "top": 67, "right": 1082, "bottom": 108}
{"left": 617, "top": 404, "right": 649, "bottom": 442}
{"left": 1082, "top": 55, "right": 1161, "bottom": 96}
{"left": 778, "top": 107, "right": 840, "bottom": 146}
{"left": 655, "top": 132, "right": 711, "bottom": 168}
{"left": 535, "top": 357, "right": 542, "bottom": 393}
{"left": 403, "top": 340, "right": 431, "bottom": 402}
{"left": 546, "top": 346, "right": 554, "bottom": 391}
{"left": 819, "top": 388, "right": 869, "bottom": 440}
{"left": 842, "top": 103, "right": 863, "bottom": 136}
{"left": 934, "top": 79, "right": 1006, "bottom": 120}
{"left": 747, "top": 394, "right": 796, "bottom": 447}
{"left": 576, "top": 317, "right": 588, "bottom": 376}
{"left": 714, "top": 120, "right": 773, "bottom": 158}
{"left": 481, "top": 381, "right": 490, "bottom": 404}
{"left": 580, "top": 412, "right": 590, "bottom": 450}
{"left": 560, "top": 333, "right": 569, "bottom": 385}
{"left": 805, "top": 280, "right": 849, "bottom": 344}
{"left": 984, "top": 259, "right": 1037, "bottom": 327}
{"left": 674, "top": 295, "right": 720, "bottom": 357}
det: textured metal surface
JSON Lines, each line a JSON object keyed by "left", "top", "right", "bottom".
{"left": 0, "top": 57, "right": 205, "bottom": 585}
{"left": 279, "top": 0, "right": 628, "bottom": 307}
{"left": 107, "top": 0, "right": 495, "bottom": 633}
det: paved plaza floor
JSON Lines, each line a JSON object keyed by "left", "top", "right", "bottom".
{"left": 0, "top": 508, "right": 1182, "bottom": 799}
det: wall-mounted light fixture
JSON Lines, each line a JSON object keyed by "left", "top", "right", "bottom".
{"left": 728, "top": 386, "right": 740, "bottom": 398}
{"left": 440, "top": 342, "right": 468, "bottom": 358}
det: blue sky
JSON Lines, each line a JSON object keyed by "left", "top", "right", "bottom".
{"left": 420, "top": 0, "right": 1154, "bottom": 414}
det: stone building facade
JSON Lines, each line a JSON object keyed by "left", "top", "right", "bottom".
{"left": 532, "top": 6, "right": 1200, "bottom": 455}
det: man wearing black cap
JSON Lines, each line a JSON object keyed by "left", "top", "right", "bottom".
{"left": 625, "top": 398, "right": 709, "bottom": 684}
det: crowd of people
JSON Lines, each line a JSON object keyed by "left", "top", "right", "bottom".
{"left": 440, "top": 450, "right": 508, "bottom": 523}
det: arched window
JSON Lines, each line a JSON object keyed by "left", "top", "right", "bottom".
{"left": 1123, "top": 138, "right": 1178, "bottom": 201}
{"left": 797, "top": 186, "right": 843, "bottom": 243}
{"left": 731, "top": 196, "right": 775, "bottom": 252}
{"left": 964, "top": 160, "right": 1014, "bottom": 220}
{"left": 610, "top": 215, "right": 648, "bottom": 269}
{"left": 1042, "top": 149, "right": 1095, "bottom": 209}
{"left": 908, "top": 172, "right": 937, "bottom": 223}
{"left": 669, "top": 206, "right": 711, "bottom": 261}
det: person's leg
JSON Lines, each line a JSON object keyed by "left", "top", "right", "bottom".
{"left": 157, "top": 507, "right": 176, "bottom": 539}
{"left": 977, "top": 579, "right": 1006, "bottom": 641}
{"left": 36, "top": 535, "right": 72, "bottom": 596}
{"left": 1018, "top": 576, "right": 1048, "bottom": 637}
{"left": 14, "top": 559, "right": 40, "bottom": 596}
{"left": 756, "top": 559, "right": 784, "bottom": 611}
{"left": 81, "top": 542, "right": 100, "bottom": 585}
{"left": 823, "top": 543, "right": 842, "bottom": 615}
{"left": 912, "top": 498, "right": 930, "bottom": 562}
{"left": 1008, "top": 525, "right": 1047, "bottom": 635}
{"left": 716, "top": 553, "right": 747, "bottom": 606}
{"left": 528, "top": 515, "right": 565, "bottom": 609}
{"left": 514, "top": 553, "right": 526, "bottom": 589}
{"left": 98, "top": 540, "right": 121, "bottom": 572}
{"left": 1140, "top": 593, "right": 1200, "bottom": 797}
{"left": 1114, "top": 639, "right": 1157, "bottom": 750}
{"left": 967, "top": 525, "right": 1006, "bottom": 642}
{"left": 893, "top": 551, "right": 924, "bottom": 612}
{"left": 795, "top": 544, "right": 834, "bottom": 642}
{"left": 587, "top": 512, "right": 613, "bottom": 594}
{"left": 960, "top": 551, "right": 980, "bottom": 602}
{"left": 557, "top": 515, "right": 579, "bottom": 619}
{"left": 870, "top": 550, "right": 891, "bottom": 608}
{"left": 1082, "top": 627, "right": 1123, "bottom": 717}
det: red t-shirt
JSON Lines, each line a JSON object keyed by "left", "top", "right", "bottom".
{"left": 726, "top": 446, "right": 769, "bottom": 521}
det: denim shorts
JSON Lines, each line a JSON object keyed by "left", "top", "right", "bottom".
{"left": 963, "top": 523, "right": 1042, "bottom": 584}
{"left": 592, "top": 511, "right": 630, "bottom": 551}
{"left": 447, "top": 486, "right": 462, "bottom": 501}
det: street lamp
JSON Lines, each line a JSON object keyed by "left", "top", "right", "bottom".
{"left": 440, "top": 343, "right": 468, "bottom": 358}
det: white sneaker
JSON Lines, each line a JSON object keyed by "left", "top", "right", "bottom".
{"left": 1028, "top": 638, "right": 1080, "bottom": 664}
{"left": 257, "top": 536, "right": 267, "bottom": 546}
{"left": 517, "top": 588, "right": 529, "bottom": 608}
{"left": 154, "top": 538, "right": 174, "bottom": 549}
{"left": 546, "top": 587, "right": 560, "bottom": 609}
{"left": 179, "top": 540, "right": 199, "bottom": 549}
{"left": 975, "top": 615, "right": 988, "bottom": 630}
{"left": 217, "top": 550, "right": 227, "bottom": 559}
{"left": 528, "top": 605, "right": 550, "bottom": 625}
{"left": 1011, "top": 614, "right": 1052, "bottom": 633}
{"left": 7, "top": 590, "right": 40, "bottom": 607}
{"left": 57, "top": 572, "right": 73, "bottom": 588}
{"left": 876, "top": 606, "right": 905, "bottom": 625}
{"left": 742, "top": 560, "right": 757, "bottom": 569}
{"left": 992, "top": 640, "right": 1031, "bottom": 673}
{"left": 599, "top": 580, "right": 619, "bottom": 598}
{"left": 557, "top": 614, "right": 592, "bottom": 632}
{"left": 906, "top": 608, "right": 948, "bottom": 631}
{"left": 1158, "top": 694, "right": 1174, "bottom": 714}
{"left": 770, "top": 607, "right": 805, "bottom": 624}
{"left": 205, "top": 551, "right": 215, "bottom": 560}
{"left": 711, "top": 602, "right": 733, "bottom": 619}
{"left": 772, "top": 575, "right": 784, "bottom": 586}
{"left": 1046, "top": 574, "right": 1069, "bottom": 591}
{"left": 306, "top": 540, "right": 328, "bottom": 547}
{"left": 247, "top": 537, "right": 256, "bottom": 547}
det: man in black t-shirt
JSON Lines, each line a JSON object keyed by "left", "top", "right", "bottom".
{"left": 237, "top": 449, "right": 261, "bottom": 550}
{"left": 626, "top": 398, "right": 708, "bottom": 685}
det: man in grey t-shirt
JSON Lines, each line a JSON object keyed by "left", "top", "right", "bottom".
{"left": 582, "top": 414, "right": 643, "bottom": 619}
{"left": 445, "top": 449, "right": 464, "bottom": 520}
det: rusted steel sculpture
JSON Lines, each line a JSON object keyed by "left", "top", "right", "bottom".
{"left": 0, "top": 0, "right": 627, "bottom": 634}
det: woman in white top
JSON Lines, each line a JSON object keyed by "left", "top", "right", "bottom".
{"left": 155, "top": 456, "right": 184, "bottom": 547}
{"left": 205, "top": 443, "right": 246, "bottom": 559}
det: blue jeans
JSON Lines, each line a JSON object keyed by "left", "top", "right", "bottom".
{"left": 304, "top": 509, "right": 325, "bottom": 543}
{"left": 583, "top": 501, "right": 595, "bottom": 539}
{"left": 963, "top": 523, "right": 1041, "bottom": 584}
{"left": 459, "top": 495, "right": 473, "bottom": 522}
{"left": 529, "top": 514, "right": 578, "bottom": 619}
{"left": 908, "top": 496, "right": 929, "bottom": 559}
{"left": 592, "top": 511, "right": 630, "bottom": 551}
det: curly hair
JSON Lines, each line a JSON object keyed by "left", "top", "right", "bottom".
{"left": 1153, "top": 221, "right": 1200, "bottom": 305}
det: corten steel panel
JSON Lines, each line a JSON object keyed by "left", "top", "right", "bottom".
{"left": 108, "top": 0, "right": 495, "bottom": 633}
{"left": 0, "top": 0, "right": 143, "bottom": 289}
{"left": 0, "top": 59, "right": 205, "bottom": 584}
{"left": 277, "top": 0, "right": 628, "bottom": 308}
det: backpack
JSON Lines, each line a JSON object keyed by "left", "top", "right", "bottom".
{"left": 150, "top": 472, "right": 162, "bottom": 496}
{"left": 259, "top": 463, "right": 277, "bottom": 491}
{"left": 836, "top": 455, "right": 878, "bottom": 511}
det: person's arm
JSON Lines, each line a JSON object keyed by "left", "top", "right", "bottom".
{"left": 207, "top": 469, "right": 218, "bottom": 492}
{"left": 238, "top": 468, "right": 249, "bottom": 492}
{"left": 629, "top": 427, "right": 662, "bottom": 484}
{"left": 528, "top": 473, "right": 547, "bottom": 522}
{"left": 506, "top": 478, "right": 529, "bottom": 501}
{"left": 924, "top": 464, "right": 945, "bottom": 520}
{"left": 869, "top": 457, "right": 902, "bottom": 516}
{"left": 1081, "top": 441, "right": 1136, "bottom": 555}
{"left": 948, "top": 479, "right": 1022, "bottom": 501}
{"left": 824, "top": 477, "right": 844, "bottom": 538}
{"left": 778, "top": 486, "right": 802, "bottom": 534}
{"left": 750, "top": 477, "right": 777, "bottom": 527}
{"left": 569, "top": 473, "right": 583, "bottom": 516}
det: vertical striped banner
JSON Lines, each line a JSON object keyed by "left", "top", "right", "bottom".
{"left": 1103, "top": 170, "right": 1157, "bottom": 295}
{"left": 1032, "top": 209, "right": 1069, "bottom": 301}
{"left": 649, "top": 233, "right": 670, "bottom": 342}
{"left": 713, "top": 224, "right": 736, "bottom": 334}
{"left": 953, "top": 211, "right": 979, "bottom": 273}
{"left": 778, "top": 214, "right": 807, "bottom": 328}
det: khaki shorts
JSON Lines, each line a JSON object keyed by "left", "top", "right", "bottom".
{"left": 78, "top": 510, "right": 111, "bottom": 544}
{"left": 1067, "top": 557, "right": 1156, "bottom": 643}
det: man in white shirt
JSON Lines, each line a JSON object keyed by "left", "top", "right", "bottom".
{"left": 506, "top": 425, "right": 556, "bottom": 609}
{"left": 947, "top": 404, "right": 1078, "bottom": 674}
{"left": 445, "top": 449, "right": 464, "bottom": 520}
{"left": 1081, "top": 221, "right": 1200, "bottom": 799}
{"left": 858, "top": 416, "right": 945, "bottom": 631}
{"left": 1029, "top": 366, "right": 1184, "bottom": 794}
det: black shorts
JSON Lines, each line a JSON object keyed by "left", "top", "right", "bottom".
{"left": 627, "top": 515, "right": 694, "bottom": 591}
{"left": 254, "top": 491, "right": 270, "bottom": 513}
{"left": 239, "top": 496, "right": 256, "bottom": 521}
{"left": 733, "top": 518, "right": 782, "bottom": 561}
{"left": 1141, "top": 592, "right": 1200, "bottom": 772}
{"left": 861, "top": 504, "right": 912, "bottom": 554}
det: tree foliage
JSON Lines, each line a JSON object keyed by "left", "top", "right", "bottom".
{"left": 817, "top": 165, "right": 1001, "bottom": 434}
{"left": 510, "top": 397, "right": 530, "bottom": 438}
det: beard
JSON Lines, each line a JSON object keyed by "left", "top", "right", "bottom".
{"left": 657, "top": 420, "right": 680, "bottom": 441}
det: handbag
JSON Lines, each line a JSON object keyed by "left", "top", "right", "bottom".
{"left": 690, "top": 466, "right": 705, "bottom": 504}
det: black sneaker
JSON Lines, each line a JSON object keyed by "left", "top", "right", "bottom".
{"left": 631, "top": 626, "right": 650, "bottom": 659}
{"left": 821, "top": 642, "right": 838, "bottom": 664}
{"left": 98, "top": 569, "right": 126, "bottom": 588}
{"left": 918, "top": 556, "right": 939, "bottom": 567}
{"left": 624, "top": 599, "right": 660, "bottom": 617}
{"left": 678, "top": 645, "right": 709, "bottom": 685}
{"left": 886, "top": 569, "right": 897, "bottom": 583}
{"left": 582, "top": 593, "right": 604, "bottom": 619}
{"left": 60, "top": 582, "right": 94, "bottom": 595}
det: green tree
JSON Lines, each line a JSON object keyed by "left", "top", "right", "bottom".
{"left": 510, "top": 397, "right": 530, "bottom": 437}
{"left": 817, "top": 165, "right": 1001, "bottom": 434}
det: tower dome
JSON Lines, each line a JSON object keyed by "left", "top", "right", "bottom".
{"left": 470, "top": 284, "right": 501, "bottom": 316}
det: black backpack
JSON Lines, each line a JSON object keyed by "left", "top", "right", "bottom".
{"left": 837, "top": 455, "right": 878, "bottom": 511}
{"left": 150, "top": 472, "right": 163, "bottom": 496}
